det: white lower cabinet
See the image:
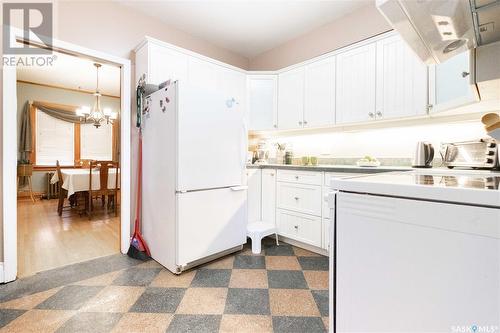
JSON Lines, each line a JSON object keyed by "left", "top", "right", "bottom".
{"left": 247, "top": 169, "right": 262, "bottom": 222}
{"left": 261, "top": 169, "right": 276, "bottom": 224}
{"left": 277, "top": 209, "right": 322, "bottom": 248}
{"left": 277, "top": 169, "right": 322, "bottom": 185}
{"left": 247, "top": 168, "right": 338, "bottom": 254}
{"left": 277, "top": 182, "right": 322, "bottom": 216}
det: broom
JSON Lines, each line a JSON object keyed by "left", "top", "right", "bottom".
{"left": 127, "top": 132, "right": 151, "bottom": 260}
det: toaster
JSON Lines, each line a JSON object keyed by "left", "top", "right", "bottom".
{"left": 440, "top": 138, "right": 499, "bottom": 169}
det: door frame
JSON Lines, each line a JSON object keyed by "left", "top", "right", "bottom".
{"left": 2, "top": 28, "right": 132, "bottom": 282}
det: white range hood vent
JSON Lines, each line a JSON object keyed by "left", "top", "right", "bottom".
{"left": 377, "top": 0, "right": 500, "bottom": 100}
{"left": 376, "top": 0, "right": 500, "bottom": 65}
{"left": 376, "top": 0, "right": 477, "bottom": 64}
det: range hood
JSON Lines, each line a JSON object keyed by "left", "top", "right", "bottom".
{"left": 376, "top": 0, "right": 500, "bottom": 64}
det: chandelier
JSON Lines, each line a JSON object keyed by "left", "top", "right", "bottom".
{"left": 77, "top": 63, "right": 117, "bottom": 128}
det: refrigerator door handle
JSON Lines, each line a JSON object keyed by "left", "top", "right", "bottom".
{"left": 230, "top": 185, "right": 248, "bottom": 191}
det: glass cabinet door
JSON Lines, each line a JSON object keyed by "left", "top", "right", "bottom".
{"left": 429, "top": 51, "right": 478, "bottom": 113}
{"left": 248, "top": 75, "right": 278, "bottom": 131}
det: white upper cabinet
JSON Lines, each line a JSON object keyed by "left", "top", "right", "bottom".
{"left": 248, "top": 75, "right": 278, "bottom": 130}
{"left": 147, "top": 43, "right": 188, "bottom": 84}
{"left": 336, "top": 43, "right": 377, "bottom": 124}
{"left": 188, "top": 56, "right": 218, "bottom": 89}
{"left": 429, "top": 51, "right": 478, "bottom": 113}
{"left": 304, "top": 57, "right": 336, "bottom": 127}
{"left": 278, "top": 67, "right": 305, "bottom": 129}
{"left": 376, "top": 34, "right": 428, "bottom": 120}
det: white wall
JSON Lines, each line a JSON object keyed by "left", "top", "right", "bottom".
{"left": 249, "top": 3, "right": 391, "bottom": 70}
{"left": 263, "top": 120, "right": 487, "bottom": 160}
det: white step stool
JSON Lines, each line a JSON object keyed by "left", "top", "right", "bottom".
{"left": 247, "top": 221, "right": 279, "bottom": 254}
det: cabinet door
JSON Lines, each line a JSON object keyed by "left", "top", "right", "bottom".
{"left": 430, "top": 51, "right": 478, "bottom": 113}
{"left": 261, "top": 169, "right": 276, "bottom": 224}
{"left": 246, "top": 169, "right": 262, "bottom": 223}
{"left": 277, "top": 182, "right": 322, "bottom": 216}
{"left": 336, "top": 43, "right": 376, "bottom": 124}
{"left": 276, "top": 209, "right": 322, "bottom": 247}
{"left": 148, "top": 43, "right": 188, "bottom": 85}
{"left": 188, "top": 56, "right": 218, "bottom": 89}
{"left": 278, "top": 67, "right": 305, "bottom": 129}
{"left": 376, "top": 35, "right": 428, "bottom": 119}
{"left": 304, "top": 57, "right": 335, "bottom": 127}
{"left": 248, "top": 75, "right": 278, "bottom": 130}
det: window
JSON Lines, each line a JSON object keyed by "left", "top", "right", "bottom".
{"left": 80, "top": 123, "right": 113, "bottom": 160}
{"left": 32, "top": 108, "right": 116, "bottom": 168}
{"left": 36, "top": 111, "right": 75, "bottom": 166}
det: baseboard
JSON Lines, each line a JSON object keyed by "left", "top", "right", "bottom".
{"left": 0, "top": 262, "right": 4, "bottom": 283}
{"left": 271, "top": 235, "right": 329, "bottom": 256}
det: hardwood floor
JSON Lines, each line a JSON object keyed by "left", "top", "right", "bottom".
{"left": 17, "top": 197, "right": 120, "bottom": 278}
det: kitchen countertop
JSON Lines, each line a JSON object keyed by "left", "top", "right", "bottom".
{"left": 246, "top": 163, "right": 412, "bottom": 173}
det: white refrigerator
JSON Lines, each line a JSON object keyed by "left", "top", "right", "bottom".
{"left": 141, "top": 80, "right": 248, "bottom": 274}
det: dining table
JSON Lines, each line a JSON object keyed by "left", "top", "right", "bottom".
{"left": 50, "top": 168, "right": 120, "bottom": 198}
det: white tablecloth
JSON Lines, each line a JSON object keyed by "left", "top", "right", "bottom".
{"left": 50, "top": 169, "right": 119, "bottom": 197}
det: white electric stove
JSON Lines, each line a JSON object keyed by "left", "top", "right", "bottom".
{"left": 328, "top": 169, "right": 500, "bottom": 333}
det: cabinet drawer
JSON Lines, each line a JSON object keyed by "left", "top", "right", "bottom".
{"left": 277, "top": 182, "right": 322, "bottom": 216}
{"left": 277, "top": 209, "right": 322, "bottom": 247}
{"left": 277, "top": 170, "right": 322, "bottom": 185}
{"left": 324, "top": 172, "right": 363, "bottom": 187}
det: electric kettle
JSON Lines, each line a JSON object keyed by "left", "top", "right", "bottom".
{"left": 413, "top": 142, "right": 434, "bottom": 168}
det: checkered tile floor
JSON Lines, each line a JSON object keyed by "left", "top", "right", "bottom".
{"left": 0, "top": 238, "right": 329, "bottom": 332}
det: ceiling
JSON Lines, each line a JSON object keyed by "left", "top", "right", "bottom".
{"left": 16, "top": 51, "right": 121, "bottom": 97}
{"left": 119, "top": 0, "right": 372, "bottom": 58}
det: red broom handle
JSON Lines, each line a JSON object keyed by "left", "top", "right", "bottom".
{"left": 134, "top": 132, "right": 143, "bottom": 234}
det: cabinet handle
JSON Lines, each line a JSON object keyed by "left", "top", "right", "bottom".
{"left": 270, "top": 173, "right": 274, "bottom": 176}
{"left": 462, "top": 71, "right": 470, "bottom": 78}
{"left": 368, "top": 112, "right": 375, "bottom": 118}
{"left": 376, "top": 111, "right": 382, "bottom": 118}
{"left": 294, "top": 225, "right": 299, "bottom": 229}
{"left": 303, "top": 120, "right": 308, "bottom": 125}
{"left": 295, "top": 176, "right": 299, "bottom": 180}
{"left": 298, "top": 121, "right": 303, "bottom": 125}
{"left": 294, "top": 196, "right": 299, "bottom": 200}
{"left": 273, "top": 124, "right": 277, "bottom": 128}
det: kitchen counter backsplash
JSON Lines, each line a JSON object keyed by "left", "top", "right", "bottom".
{"left": 264, "top": 157, "right": 414, "bottom": 166}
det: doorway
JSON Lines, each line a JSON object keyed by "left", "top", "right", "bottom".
{"left": 2, "top": 31, "right": 131, "bottom": 282}
{"left": 16, "top": 51, "right": 122, "bottom": 277}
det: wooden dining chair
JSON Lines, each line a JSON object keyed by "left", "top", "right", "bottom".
{"left": 76, "top": 159, "right": 93, "bottom": 168}
{"left": 87, "top": 160, "right": 119, "bottom": 218}
{"left": 56, "top": 160, "right": 69, "bottom": 216}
